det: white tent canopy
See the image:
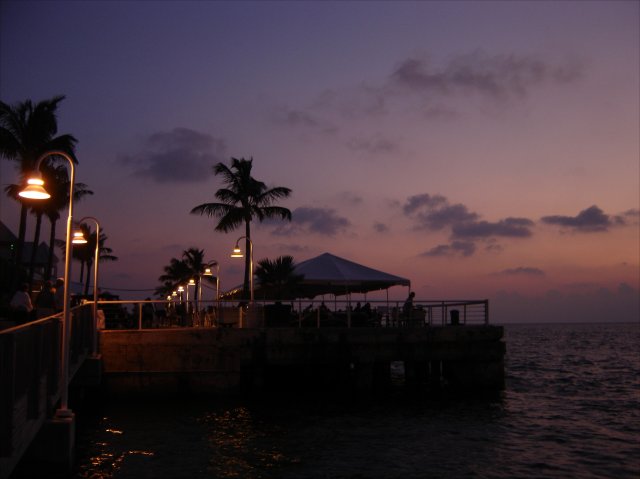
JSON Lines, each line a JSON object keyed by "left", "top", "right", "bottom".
{"left": 293, "top": 252, "right": 410, "bottom": 298}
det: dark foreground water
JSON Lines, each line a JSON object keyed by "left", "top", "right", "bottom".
{"left": 70, "top": 323, "right": 638, "bottom": 479}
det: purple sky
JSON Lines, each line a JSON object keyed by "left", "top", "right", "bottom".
{"left": 1, "top": 1, "right": 638, "bottom": 322}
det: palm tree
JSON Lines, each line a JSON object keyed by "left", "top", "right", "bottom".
{"left": 4, "top": 182, "right": 42, "bottom": 283}
{"left": 190, "top": 157, "right": 292, "bottom": 300}
{"left": 255, "top": 255, "right": 303, "bottom": 299}
{"left": 0, "top": 96, "right": 77, "bottom": 285}
{"left": 158, "top": 248, "right": 206, "bottom": 301}
{"left": 4, "top": 163, "right": 92, "bottom": 286}
{"left": 72, "top": 223, "right": 117, "bottom": 295}
{"left": 42, "top": 165, "right": 93, "bottom": 280}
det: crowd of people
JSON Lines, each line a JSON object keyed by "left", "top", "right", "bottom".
{"left": 8, "top": 278, "right": 65, "bottom": 325}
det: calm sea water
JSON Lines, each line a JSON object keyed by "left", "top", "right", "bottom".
{"left": 70, "top": 323, "right": 639, "bottom": 479}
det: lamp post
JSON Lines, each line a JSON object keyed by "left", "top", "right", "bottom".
{"left": 202, "top": 260, "right": 220, "bottom": 306}
{"left": 19, "top": 150, "right": 76, "bottom": 418}
{"left": 188, "top": 278, "right": 195, "bottom": 303}
{"left": 187, "top": 278, "right": 196, "bottom": 323}
{"left": 72, "top": 217, "right": 101, "bottom": 357}
{"left": 177, "top": 285, "right": 184, "bottom": 303}
{"left": 231, "top": 236, "right": 253, "bottom": 303}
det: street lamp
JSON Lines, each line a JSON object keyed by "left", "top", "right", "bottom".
{"left": 230, "top": 236, "right": 253, "bottom": 303}
{"left": 187, "top": 278, "right": 195, "bottom": 303}
{"left": 202, "top": 260, "right": 220, "bottom": 307}
{"left": 187, "top": 278, "right": 196, "bottom": 320}
{"left": 19, "top": 150, "right": 76, "bottom": 419}
{"left": 72, "top": 216, "right": 101, "bottom": 357}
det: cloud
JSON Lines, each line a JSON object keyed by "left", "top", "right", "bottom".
{"left": 541, "top": 205, "right": 624, "bottom": 233}
{"left": 390, "top": 50, "right": 583, "bottom": 101}
{"left": 452, "top": 217, "right": 534, "bottom": 239}
{"left": 373, "top": 222, "right": 389, "bottom": 234}
{"left": 404, "top": 193, "right": 535, "bottom": 257}
{"left": 403, "top": 193, "right": 447, "bottom": 214}
{"left": 271, "top": 50, "right": 584, "bottom": 152}
{"left": 271, "top": 206, "right": 351, "bottom": 236}
{"left": 346, "top": 134, "right": 400, "bottom": 155}
{"left": 492, "top": 267, "right": 546, "bottom": 277}
{"left": 272, "top": 243, "right": 311, "bottom": 255}
{"left": 484, "top": 239, "right": 504, "bottom": 253}
{"left": 338, "top": 191, "right": 364, "bottom": 205}
{"left": 272, "top": 106, "right": 338, "bottom": 135}
{"left": 622, "top": 209, "right": 640, "bottom": 224}
{"left": 421, "top": 241, "right": 476, "bottom": 257}
{"left": 310, "top": 84, "right": 388, "bottom": 119}
{"left": 120, "top": 127, "right": 226, "bottom": 183}
{"left": 403, "top": 194, "right": 478, "bottom": 230}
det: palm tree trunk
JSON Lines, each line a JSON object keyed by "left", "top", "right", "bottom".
{"left": 46, "top": 217, "right": 57, "bottom": 280}
{"left": 195, "top": 277, "right": 200, "bottom": 310}
{"left": 79, "top": 260, "right": 85, "bottom": 284}
{"left": 28, "top": 212, "right": 43, "bottom": 288}
{"left": 244, "top": 221, "right": 251, "bottom": 301}
{"left": 13, "top": 204, "right": 29, "bottom": 287}
{"left": 84, "top": 261, "right": 92, "bottom": 295}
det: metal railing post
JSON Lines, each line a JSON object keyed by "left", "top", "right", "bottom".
{"left": 485, "top": 299, "right": 489, "bottom": 324}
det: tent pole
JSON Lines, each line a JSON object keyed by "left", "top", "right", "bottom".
{"left": 386, "top": 289, "right": 389, "bottom": 327}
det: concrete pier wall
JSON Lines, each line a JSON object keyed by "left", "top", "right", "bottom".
{"left": 100, "top": 326, "right": 505, "bottom": 394}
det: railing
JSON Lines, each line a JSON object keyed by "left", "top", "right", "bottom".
{"left": 0, "top": 303, "right": 95, "bottom": 478}
{"left": 95, "top": 298, "right": 489, "bottom": 330}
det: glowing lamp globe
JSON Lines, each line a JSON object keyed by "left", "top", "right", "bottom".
{"left": 19, "top": 177, "right": 51, "bottom": 200}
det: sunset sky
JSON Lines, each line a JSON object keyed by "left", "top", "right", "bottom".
{"left": 1, "top": 1, "right": 638, "bottom": 322}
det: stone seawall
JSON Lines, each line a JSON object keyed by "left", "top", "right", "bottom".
{"left": 100, "top": 326, "right": 505, "bottom": 395}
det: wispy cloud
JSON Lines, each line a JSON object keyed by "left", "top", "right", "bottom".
{"left": 492, "top": 266, "right": 546, "bottom": 277}
{"left": 119, "top": 127, "right": 226, "bottom": 183}
{"left": 541, "top": 205, "right": 626, "bottom": 233}
{"left": 373, "top": 222, "right": 389, "bottom": 234}
{"left": 271, "top": 206, "right": 351, "bottom": 236}
{"left": 338, "top": 191, "right": 364, "bottom": 205}
{"left": 421, "top": 241, "right": 476, "bottom": 258}
{"left": 390, "top": 51, "right": 583, "bottom": 101}
{"left": 452, "top": 218, "right": 534, "bottom": 239}
{"left": 345, "top": 133, "right": 400, "bottom": 155}
{"left": 272, "top": 106, "right": 338, "bottom": 135}
{"left": 272, "top": 243, "right": 311, "bottom": 255}
{"left": 622, "top": 208, "right": 640, "bottom": 224}
{"left": 272, "top": 50, "right": 584, "bottom": 142}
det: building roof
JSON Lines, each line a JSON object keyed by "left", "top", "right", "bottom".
{"left": 0, "top": 221, "right": 58, "bottom": 265}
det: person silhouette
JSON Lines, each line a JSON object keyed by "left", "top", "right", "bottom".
{"left": 403, "top": 291, "right": 415, "bottom": 317}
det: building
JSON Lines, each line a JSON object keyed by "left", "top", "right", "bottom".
{"left": 0, "top": 220, "right": 58, "bottom": 282}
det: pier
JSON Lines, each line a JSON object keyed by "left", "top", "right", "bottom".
{"left": 0, "top": 306, "right": 100, "bottom": 479}
{"left": 101, "top": 325, "right": 505, "bottom": 395}
{"left": 1, "top": 298, "right": 504, "bottom": 478}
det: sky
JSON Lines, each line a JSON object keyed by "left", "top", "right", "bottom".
{"left": 1, "top": 1, "right": 638, "bottom": 323}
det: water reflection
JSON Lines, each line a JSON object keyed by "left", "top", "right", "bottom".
{"left": 199, "top": 406, "right": 299, "bottom": 477}
{"left": 71, "top": 324, "right": 639, "bottom": 479}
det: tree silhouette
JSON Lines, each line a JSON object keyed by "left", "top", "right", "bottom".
{"left": 42, "top": 164, "right": 93, "bottom": 281}
{"left": 158, "top": 248, "right": 207, "bottom": 301}
{"left": 190, "top": 157, "right": 292, "bottom": 300}
{"left": 255, "top": 255, "right": 303, "bottom": 299}
{"left": 5, "top": 163, "right": 92, "bottom": 286}
{"left": 0, "top": 96, "right": 77, "bottom": 287}
{"left": 71, "top": 223, "right": 117, "bottom": 295}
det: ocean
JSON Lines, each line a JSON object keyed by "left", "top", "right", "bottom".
{"left": 69, "top": 322, "right": 639, "bottom": 479}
